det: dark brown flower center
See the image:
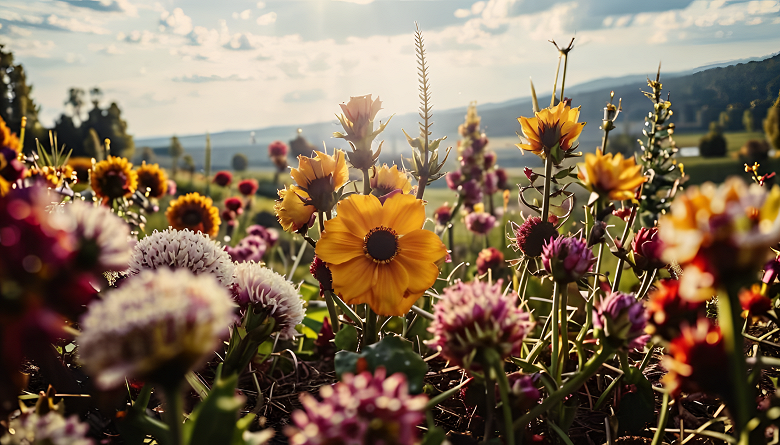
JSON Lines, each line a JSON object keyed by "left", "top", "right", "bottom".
{"left": 539, "top": 121, "right": 562, "bottom": 150}
{"left": 363, "top": 226, "right": 399, "bottom": 263}
{"left": 182, "top": 209, "right": 203, "bottom": 226}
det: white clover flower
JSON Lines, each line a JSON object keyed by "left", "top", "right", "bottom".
{"left": 78, "top": 268, "right": 235, "bottom": 389}
{"left": 0, "top": 411, "right": 94, "bottom": 445}
{"left": 234, "top": 261, "right": 304, "bottom": 340}
{"left": 127, "top": 227, "right": 235, "bottom": 288}
{"left": 51, "top": 198, "right": 134, "bottom": 272}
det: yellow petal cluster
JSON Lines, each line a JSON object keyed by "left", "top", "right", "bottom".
{"left": 516, "top": 101, "right": 585, "bottom": 160}
{"left": 291, "top": 149, "right": 348, "bottom": 192}
{"left": 166, "top": 192, "right": 221, "bottom": 238}
{"left": 136, "top": 161, "right": 169, "bottom": 198}
{"left": 90, "top": 156, "right": 138, "bottom": 202}
{"left": 577, "top": 149, "right": 646, "bottom": 201}
{"left": 274, "top": 185, "right": 315, "bottom": 233}
{"left": 371, "top": 164, "right": 412, "bottom": 196}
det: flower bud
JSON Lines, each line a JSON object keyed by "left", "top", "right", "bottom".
{"left": 512, "top": 216, "right": 558, "bottom": 257}
{"left": 542, "top": 236, "right": 595, "bottom": 283}
{"left": 631, "top": 227, "right": 666, "bottom": 271}
{"left": 593, "top": 291, "right": 649, "bottom": 350}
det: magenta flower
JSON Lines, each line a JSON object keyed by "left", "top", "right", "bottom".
{"left": 507, "top": 372, "right": 541, "bottom": 411}
{"left": 285, "top": 369, "right": 427, "bottom": 445}
{"left": 427, "top": 280, "right": 533, "bottom": 370}
{"left": 433, "top": 204, "right": 452, "bottom": 227}
{"left": 495, "top": 168, "right": 509, "bottom": 190}
{"left": 763, "top": 257, "right": 780, "bottom": 284}
{"left": 268, "top": 140, "right": 288, "bottom": 158}
{"left": 484, "top": 170, "right": 499, "bottom": 195}
{"left": 247, "top": 224, "right": 279, "bottom": 247}
{"left": 224, "top": 197, "right": 243, "bottom": 213}
{"left": 476, "top": 247, "right": 504, "bottom": 275}
{"left": 238, "top": 179, "right": 259, "bottom": 196}
{"left": 483, "top": 151, "right": 497, "bottom": 170}
{"left": 593, "top": 291, "right": 650, "bottom": 350}
{"left": 225, "top": 235, "right": 267, "bottom": 263}
{"left": 631, "top": 227, "right": 666, "bottom": 271}
{"left": 542, "top": 235, "right": 595, "bottom": 283}
{"left": 446, "top": 170, "right": 463, "bottom": 191}
{"left": 213, "top": 170, "right": 232, "bottom": 187}
{"left": 465, "top": 210, "right": 497, "bottom": 235}
{"left": 460, "top": 179, "right": 483, "bottom": 210}
{"left": 512, "top": 216, "right": 558, "bottom": 257}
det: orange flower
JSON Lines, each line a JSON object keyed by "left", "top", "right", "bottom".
{"left": 166, "top": 192, "right": 220, "bottom": 238}
{"left": 274, "top": 185, "right": 315, "bottom": 233}
{"left": 90, "top": 156, "right": 138, "bottom": 202}
{"left": 290, "top": 149, "right": 348, "bottom": 212}
{"left": 577, "top": 149, "right": 645, "bottom": 201}
{"left": 516, "top": 101, "right": 585, "bottom": 163}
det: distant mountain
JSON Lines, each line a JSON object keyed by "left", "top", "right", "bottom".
{"left": 136, "top": 52, "right": 780, "bottom": 170}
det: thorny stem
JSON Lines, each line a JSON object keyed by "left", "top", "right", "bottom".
{"left": 415, "top": 24, "right": 432, "bottom": 201}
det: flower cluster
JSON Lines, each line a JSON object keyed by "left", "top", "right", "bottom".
{"left": 226, "top": 224, "right": 278, "bottom": 263}
{"left": 542, "top": 235, "right": 595, "bottom": 283}
{"left": 0, "top": 411, "right": 94, "bottom": 445}
{"left": 646, "top": 279, "right": 707, "bottom": 341}
{"left": 0, "top": 116, "right": 25, "bottom": 197}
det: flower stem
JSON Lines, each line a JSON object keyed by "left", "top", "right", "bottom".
{"left": 287, "top": 239, "right": 308, "bottom": 279}
{"left": 651, "top": 391, "right": 670, "bottom": 445}
{"left": 364, "top": 306, "right": 378, "bottom": 346}
{"left": 612, "top": 203, "right": 638, "bottom": 292}
{"left": 551, "top": 281, "right": 561, "bottom": 384}
{"left": 318, "top": 211, "right": 325, "bottom": 234}
{"left": 514, "top": 345, "right": 615, "bottom": 431}
{"left": 486, "top": 349, "right": 516, "bottom": 445}
{"left": 636, "top": 269, "right": 657, "bottom": 300}
{"left": 559, "top": 283, "right": 569, "bottom": 383}
{"left": 541, "top": 157, "right": 553, "bottom": 223}
{"left": 363, "top": 168, "right": 371, "bottom": 195}
{"left": 483, "top": 368, "right": 496, "bottom": 442}
{"left": 161, "top": 383, "right": 184, "bottom": 445}
{"left": 550, "top": 52, "right": 563, "bottom": 108}
{"left": 323, "top": 290, "right": 340, "bottom": 333}
{"left": 559, "top": 51, "right": 569, "bottom": 105}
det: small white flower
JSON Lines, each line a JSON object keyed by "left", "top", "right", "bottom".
{"left": 234, "top": 261, "right": 304, "bottom": 340}
{"left": 78, "top": 268, "right": 235, "bottom": 389}
{"left": 1, "top": 411, "right": 93, "bottom": 445}
{"left": 127, "top": 228, "right": 236, "bottom": 288}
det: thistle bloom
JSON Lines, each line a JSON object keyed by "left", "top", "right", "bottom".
{"left": 658, "top": 178, "right": 780, "bottom": 301}
{"left": 370, "top": 164, "right": 412, "bottom": 197}
{"left": 165, "top": 192, "right": 221, "bottom": 238}
{"left": 78, "top": 268, "right": 235, "bottom": 389}
{"left": 427, "top": 280, "right": 533, "bottom": 370}
{"left": 577, "top": 149, "right": 646, "bottom": 201}
{"left": 274, "top": 185, "right": 315, "bottom": 233}
{"left": 89, "top": 156, "right": 138, "bottom": 202}
{"left": 646, "top": 279, "right": 707, "bottom": 341}
{"left": 310, "top": 256, "right": 333, "bottom": 293}
{"left": 542, "top": 236, "right": 595, "bottom": 283}
{"left": 233, "top": 262, "right": 305, "bottom": 340}
{"left": 1, "top": 411, "right": 94, "bottom": 445}
{"left": 315, "top": 193, "right": 447, "bottom": 316}
{"left": 476, "top": 247, "right": 504, "bottom": 276}
{"left": 127, "top": 228, "right": 236, "bottom": 288}
{"left": 238, "top": 178, "right": 259, "bottom": 196}
{"left": 213, "top": 170, "right": 232, "bottom": 187}
{"left": 225, "top": 235, "right": 267, "bottom": 263}
{"left": 433, "top": 204, "right": 452, "bottom": 227}
{"left": 516, "top": 101, "right": 586, "bottom": 162}
{"left": 593, "top": 291, "right": 650, "bottom": 350}
{"left": 661, "top": 318, "right": 728, "bottom": 398}
{"left": 631, "top": 227, "right": 666, "bottom": 271}
{"left": 512, "top": 216, "right": 558, "bottom": 257}
{"left": 135, "top": 162, "right": 168, "bottom": 198}
{"left": 285, "top": 369, "right": 426, "bottom": 445}
{"left": 290, "top": 149, "right": 348, "bottom": 212}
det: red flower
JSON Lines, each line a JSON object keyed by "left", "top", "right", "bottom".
{"left": 739, "top": 284, "right": 772, "bottom": 317}
{"left": 268, "top": 140, "right": 288, "bottom": 158}
{"left": 213, "top": 171, "right": 232, "bottom": 187}
{"left": 476, "top": 247, "right": 504, "bottom": 275}
{"left": 646, "top": 279, "right": 706, "bottom": 341}
{"left": 237, "top": 179, "right": 259, "bottom": 196}
{"left": 224, "top": 197, "right": 243, "bottom": 213}
{"left": 662, "top": 318, "right": 729, "bottom": 398}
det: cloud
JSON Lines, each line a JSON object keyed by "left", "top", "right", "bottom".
{"left": 89, "top": 43, "right": 123, "bottom": 54}
{"left": 232, "top": 9, "right": 252, "bottom": 20}
{"left": 60, "top": 0, "right": 138, "bottom": 16}
{"left": 256, "top": 11, "right": 277, "bottom": 25}
{"left": 283, "top": 89, "right": 326, "bottom": 103}
{"left": 224, "top": 33, "right": 254, "bottom": 50}
{"left": 454, "top": 9, "right": 471, "bottom": 18}
{"left": 46, "top": 14, "right": 110, "bottom": 34}
{"left": 332, "top": 0, "right": 374, "bottom": 3}
{"left": 159, "top": 8, "right": 192, "bottom": 35}
{"left": 172, "top": 74, "right": 253, "bottom": 83}
{"left": 277, "top": 60, "right": 303, "bottom": 79}
{"left": 121, "top": 29, "right": 157, "bottom": 44}
{"left": 256, "top": 1, "right": 266, "bottom": 9}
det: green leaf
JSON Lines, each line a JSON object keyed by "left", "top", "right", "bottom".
{"left": 299, "top": 283, "right": 320, "bottom": 302}
{"left": 549, "top": 142, "right": 564, "bottom": 165}
{"left": 184, "top": 374, "right": 243, "bottom": 445}
{"left": 334, "top": 350, "right": 360, "bottom": 377}
{"left": 334, "top": 324, "right": 358, "bottom": 352}
{"left": 333, "top": 336, "right": 428, "bottom": 393}
{"left": 615, "top": 371, "right": 654, "bottom": 435}
{"left": 421, "top": 427, "right": 447, "bottom": 445}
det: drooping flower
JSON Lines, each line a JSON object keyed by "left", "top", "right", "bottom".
{"left": 290, "top": 149, "right": 348, "bottom": 212}
{"left": 165, "top": 192, "right": 221, "bottom": 238}
{"left": 89, "top": 156, "right": 138, "bottom": 202}
{"left": 78, "top": 268, "right": 235, "bottom": 389}
{"left": 233, "top": 261, "right": 305, "bottom": 340}
{"left": 127, "top": 228, "right": 236, "bottom": 288}
{"left": 516, "top": 101, "right": 586, "bottom": 163}
{"left": 213, "top": 170, "right": 232, "bottom": 187}
{"left": 631, "top": 227, "right": 666, "bottom": 271}
{"left": 542, "top": 235, "right": 595, "bottom": 283}
{"left": 464, "top": 205, "right": 497, "bottom": 235}
{"left": 593, "top": 291, "right": 650, "bottom": 350}
{"left": 512, "top": 216, "right": 559, "bottom": 257}
{"left": 135, "top": 161, "right": 168, "bottom": 198}
{"left": 315, "top": 193, "right": 447, "bottom": 316}
{"left": 274, "top": 185, "right": 315, "bottom": 233}
{"left": 658, "top": 177, "right": 780, "bottom": 300}
{"left": 370, "top": 164, "right": 413, "bottom": 197}
{"left": 285, "top": 369, "right": 427, "bottom": 445}
{"left": 661, "top": 318, "right": 729, "bottom": 398}
{"left": 1, "top": 410, "right": 94, "bottom": 445}
{"left": 476, "top": 247, "right": 504, "bottom": 276}
{"left": 578, "top": 149, "right": 646, "bottom": 201}
{"left": 238, "top": 178, "right": 259, "bottom": 196}
{"left": 427, "top": 280, "right": 533, "bottom": 370}
{"left": 646, "top": 279, "right": 707, "bottom": 341}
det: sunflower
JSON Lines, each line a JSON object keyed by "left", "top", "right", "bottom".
{"left": 166, "top": 192, "right": 221, "bottom": 238}
{"left": 370, "top": 164, "right": 413, "bottom": 197}
{"left": 274, "top": 185, "right": 315, "bottom": 232}
{"left": 315, "top": 193, "right": 447, "bottom": 316}
{"left": 290, "top": 149, "right": 348, "bottom": 212}
{"left": 577, "top": 149, "right": 646, "bottom": 201}
{"left": 136, "top": 161, "right": 169, "bottom": 198}
{"left": 516, "top": 101, "right": 585, "bottom": 163}
{"left": 90, "top": 156, "right": 138, "bottom": 202}
{"left": 67, "top": 157, "right": 93, "bottom": 185}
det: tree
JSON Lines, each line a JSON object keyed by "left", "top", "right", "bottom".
{"left": 765, "top": 90, "right": 780, "bottom": 151}
{"left": 743, "top": 109, "right": 754, "bottom": 133}
{"left": 232, "top": 153, "right": 248, "bottom": 172}
{"left": 65, "top": 88, "right": 86, "bottom": 125}
{"left": 140, "top": 146, "right": 155, "bottom": 163}
{"left": 169, "top": 136, "right": 183, "bottom": 177}
{"left": 182, "top": 154, "right": 195, "bottom": 185}
{"left": 699, "top": 122, "right": 728, "bottom": 157}
{"left": 0, "top": 45, "right": 46, "bottom": 151}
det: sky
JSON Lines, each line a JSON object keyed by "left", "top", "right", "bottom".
{"left": 1, "top": 0, "right": 779, "bottom": 138}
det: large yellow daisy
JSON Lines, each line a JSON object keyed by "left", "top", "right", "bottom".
{"left": 516, "top": 101, "right": 585, "bottom": 162}
{"left": 274, "top": 185, "right": 315, "bottom": 232}
{"left": 290, "top": 149, "right": 348, "bottom": 212}
{"left": 166, "top": 192, "right": 221, "bottom": 238}
{"left": 315, "top": 193, "right": 447, "bottom": 316}
{"left": 577, "top": 149, "right": 646, "bottom": 201}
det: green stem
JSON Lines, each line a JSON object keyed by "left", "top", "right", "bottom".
{"left": 364, "top": 306, "right": 378, "bottom": 346}
{"left": 514, "top": 345, "right": 614, "bottom": 431}
{"left": 721, "top": 280, "right": 755, "bottom": 443}
{"left": 636, "top": 269, "right": 658, "bottom": 300}
{"left": 162, "top": 384, "right": 184, "bottom": 445}
{"left": 287, "top": 239, "right": 308, "bottom": 279}
{"left": 551, "top": 281, "right": 561, "bottom": 384}
{"left": 487, "top": 350, "right": 516, "bottom": 445}
{"left": 612, "top": 204, "right": 638, "bottom": 292}
{"left": 323, "top": 290, "right": 340, "bottom": 333}
{"left": 550, "top": 52, "right": 563, "bottom": 108}
{"left": 559, "top": 283, "right": 569, "bottom": 382}
{"left": 559, "top": 52, "right": 569, "bottom": 105}
{"left": 425, "top": 378, "right": 471, "bottom": 410}
{"left": 651, "top": 391, "right": 671, "bottom": 445}
{"left": 318, "top": 211, "right": 325, "bottom": 234}
{"left": 483, "top": 368, "right": 496, "bottom": 442}
{"left": 363, "top": 168, "right": 371, "bottom": 196}
{"left": 541, "top": 157, "right": 553, "bottom": 223}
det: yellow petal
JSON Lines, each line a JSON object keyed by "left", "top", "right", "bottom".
{"left": 369, "top": 260, "right": 410, "bottom": 316}
{"left": 331, "top": 256, "right": 374, "bottom": 305}
{"left": 398, "top": 229, "right": 447, "bottom": 263}
{"left": 381, "top": 193, "right": 426, "bottom": 235}
{"left": 395, "top": 254, "right": 440, "bottom": 294}
{"left": 316, "top": 231, "right": 364, "bottom": 265}
{"left": 335, "top": 194, "right": 383, "bottom": 236}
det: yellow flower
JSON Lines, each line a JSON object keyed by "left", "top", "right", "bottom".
{"left": 0, "top": 116, "right": 23, "bottom": 196}
{"left": 166, "top": 192, "right": 221, "bottom": 238}
{"left": 577, "top": 149, "right": 645, "bottom": 201}
{"left": 274, "top": 185, "right": 315, "bottom": 233}
{"left": 136, "top": 162, "right": 169, "bottom": 198}
{"left": 658, "top": 178, "right": 780, "bottom": 300}
{"left": 315, "top": 193, "right": 447, "bottom": 316}
{"left": 90, "top": 156, "right": 138, "bottom": 202}
{"left": 516, "top": 101, "right": 585, "bottom": 162}
{"left": 290, "top": 149, "right": 348, "bottom": 212}
{"left": 68, "top": 156, "right": 93, "bottom": 185}
{"left": 26, "top": 165, "right": 75, "bottom": 189}
{"left": 370, "top": 164, "right": 412, "bottom": 196}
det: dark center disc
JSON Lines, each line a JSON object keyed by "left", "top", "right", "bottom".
{"left": 365, "top": 228, "right": 398, "bottom": 262}
{"left": 182, "top": 209, "right": 203, "bottom": 226}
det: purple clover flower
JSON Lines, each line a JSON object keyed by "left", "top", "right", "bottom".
{"left": 542, "top": 235, "right": 595, "bottom": 283}
{"left": 593, "top": 291, "right": 650, "bottom": 350}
